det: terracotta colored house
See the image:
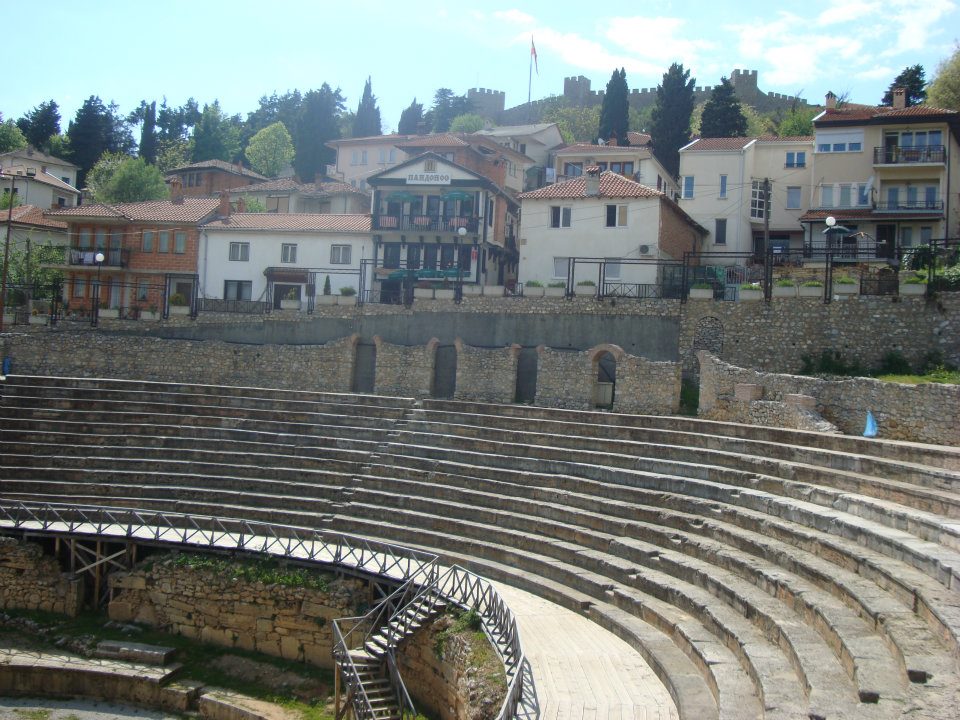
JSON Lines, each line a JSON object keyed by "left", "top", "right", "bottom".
{"left": 166, "top": 160, "right": 267, "bottom": 198}
{"left": 47, "top": 185, "right": 221, "bottom": 317}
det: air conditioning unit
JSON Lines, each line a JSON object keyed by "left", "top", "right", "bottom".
{"left": 638, "top": 244, "right": 651, "bottom": 256}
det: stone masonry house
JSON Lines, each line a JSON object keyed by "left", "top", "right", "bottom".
{"left": 198, "top": 212, "right": 372, "bottom": 310}
{"left": 518, "top": 170, "right": 706, "bottom": 291}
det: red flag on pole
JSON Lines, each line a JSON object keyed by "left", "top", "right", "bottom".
{"left": 531, "top": 37, "right": 538, "bottom": 75}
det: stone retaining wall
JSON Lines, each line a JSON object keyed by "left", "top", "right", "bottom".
{"left": 698, "top": 351, "right": 960, "bottom": 445}
{"left": 107, "top": 556, "right": 368, "bottom": 669}
{"left": 374, "top": 337, "right": 436, "bottom": 397}
{"left": 0, "top": 538, "right": 83, "bottom": 617}
{"left": 454, "top": 341, "right": 520, "bottom": 403}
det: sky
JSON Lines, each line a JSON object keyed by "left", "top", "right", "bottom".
{"left": 4, "top": 0, "right": 958, "bottom": 135}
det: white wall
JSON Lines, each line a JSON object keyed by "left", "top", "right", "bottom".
{"left": 518, "top": 197, "right": 663, "bottom": 286}
{"left": 199, "top": 229, "right": 373, "bottom": 301}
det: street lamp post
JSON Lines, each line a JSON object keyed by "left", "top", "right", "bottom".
{"left": 0, "top": 169, "right": 15, "bottom": 332}
{"left": 91, "top": 251, "right": 105, "bottom": 327}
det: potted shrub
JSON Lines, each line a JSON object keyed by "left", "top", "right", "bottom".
{"left": 524, "top": 280, "right": 545, "bottom": 297}
{"left": 689, "top": 282, "right": 714, "bottom": 300}
{"left": 339, "top": 286, "right": 357, "bottom": 305}
{"left": 280, "top": 288, "right": 301, "bottom": 310}
{"left": 574, "top": 279, "right": 596, "bottom": 296}
{"left": 545, "top": 281, "right": 566, "bottom": 297}
{"left": 98, "top": 300, "right": 120, "bottom": 319}
{"left": 799, "top": 280, "right": 824, "bottom": 298}
{"left": 169, "top": 292, "right": 190, "bottom": 315}
{"left": 833, "top": 275, "right": 858, "bottom": 295}
{"left": 772, "top": 278, "right": 797, "bottom": 298}
{"left": 738, "top": 283, "right": 762, "bottom": 301}
{"left": 899, "top": 273, "right": 927, "bottom": 296}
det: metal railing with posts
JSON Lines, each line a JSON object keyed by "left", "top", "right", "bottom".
{"left": 372, "top": 214, "right": 480, "bottom": 234}
{"left": 199, "top": 298, "right": 271, "bottom": 315}
{"left": 68, "top": 248, "right": 129, "bottom": 267}
{"left": 873, "top": 145, "right": 946, "bottom": 164}
{"left": 874, "top": 199, "right": 943, "bottom": 212}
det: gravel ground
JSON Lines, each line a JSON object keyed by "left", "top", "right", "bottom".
{"left": 0, "top": 698, "right": 182, "bottom": 720}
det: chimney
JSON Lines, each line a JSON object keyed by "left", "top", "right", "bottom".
{"left": 237, "top": 196, "right": 246, "bottom": 213}
{"left": 825, "top": 91, "right": 837, "bottom": 110}
{"left": 892, "top": 87, "right": 907, "bottom": 110}
{"left": 607, "top": 136, "right": 618, "bottom": 147}
{"left": 169, "top": 177, "right": 184, "bottom": 204}
{"left": 218, "top": 190, "right": 231, "bottom": 218}
{"left": 584, "top": 166, "right": 601, "bottom": 197}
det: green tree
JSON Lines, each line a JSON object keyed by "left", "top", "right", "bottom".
{"left": 700, "top": 78, "right": 748, "bottom": 137}
{"left": 89, "top": 154, "right": 167, "bottom": 203}
{"left": 449, "top": 113, "right": 486, "bottom": 133}
{"left": 242, "top": 91, "right": 302, "bottom": 150}
{"left": 85, "top": 150, "right": 129, "bottom": 200}
{"left": 155, "top": 139, "right": 193, "bottom": 174}
{"left": 240, "top": 195, "right": 267, "bottom": 212}
{"left": 542, "top": 104, "right": 601, "bottom": 143}
{"left": 6, "top": 240, "right": 65, "bottom": 289}
{"left": 192, "top": 101, "right": 242, "bottom": 162}
{"left": 66, "top": 96, "right": 134, "bottom": 187}
{"left": 927, "top": 45, "right": 960, "bottom": 110}
{"left": 881, "top": 64, "right": 926, "bottom": 106}
{"left": 650, "top": 63, "right": 696, "bottom": 178}
{"left": 353, "top": 77, "right": 382, "bottom": 137}
{"left": 292, "top": 84, "right": 344, "bottom": 182}
{"left": 16, "top": 100, "right": 60, "bottom": 152}
{"left": 427, "top": 89, "right": 471, "bottom": 133}
{"left": 778, "top": 107, "right": 817, "bottom": 137}
{"left": 0, "top": 116, "right": 28, "bottom": 153}
{"left": 128, "top": 100, "right": 159, "bottom": 164}
{"left": 157, "top": 97, "right": 201, "bottom": 143}
{"left": 0, "top": 188, "right": 21, "bottom": 210}
{"left": 599, "top": 68, "right": 630, "bottom": 145}
{"left": 398, "top": 98, "right": 424, "bottom": 134}
{"left": 244, "top": 121, "right": 295, "bottom": 177}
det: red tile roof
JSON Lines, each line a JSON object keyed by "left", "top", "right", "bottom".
{"left": 555, "top": 143, "right": 650, "bottom": 156}
{"left": 202, "top": 213, "right": 371, "bottom": 232}
{"left": 48, "top": 198, "right": 220, "bottom": 223}
{"left": 395, "top": 133, "right": 530, "bottom": 162}
{"left": 799, "top": 208, "right": 944, "bottom": 222}
{"left": 326, "top": 133, "right": 412, "bottom": 147}
{"left": 519, "top": 171, "right": 663, "bottom": 200}
{"left": 816, "top": 104, "right": 958, "bottom": 125}
{"left": 0, "top": 170, "right": 79, "bottom": 194}
{"left": 9, "top": 205, "right": 67, "bottom": 230}
{"left": 167, "top": 159, "right": 267, "bottom": 180}
{"left": 227, "top": 178, "right": 369, "bottom": 197}
{"left": 681, "top": 137, "right": 756, "bottom": 152}
{"left": 397, "top": 133, "right": 470, "bottom": 148}
{"left": 627, "top": 131, "right": 652, "bottom": 146}
{"left": 757, "top": 135, "right": 814, "bottom": 143}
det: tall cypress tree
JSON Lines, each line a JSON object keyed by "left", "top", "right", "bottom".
{"left": 598, "top": 68, "right": 630, "bottom": 145}
{"left": 398, "top": 99, "right": 424, "bottom": 134}
{"left": 650, "top": 63, "right": 695, "bottom": 178}
{"left": 293, "top": 84, "right": 345, "bottom": 182}
{"left": 353, "top": 77, "right": 382, "bottom": 137}
{"left": 700, "top": 78, "right": 747, "bottom": 138}
{"left": 139, "top": 101, "right": 158, "bottom": 164}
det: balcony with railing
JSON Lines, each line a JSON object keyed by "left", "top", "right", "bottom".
{"left": 874, "top": 198, "right": 944, "bottom": 213}
{"left": 68, "top": 248, "right": 129, "bottom": 268}
{"left": 873, "top": 145, "right": 946, "bottom": 165}
{"left": 803, "top": 235, "right": 884, "bottom": 261}
{"left": 373, "top": 214, "right": 480, "bottom": 233}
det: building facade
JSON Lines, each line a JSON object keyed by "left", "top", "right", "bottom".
{"left": 166, "top": 160, "right": 267, "bottom": 198}
{"left": 553, "top": 142, "right": 680, "bottom": 198}
{"left": 227, "top": 178, "right": 370, "bottom": 214}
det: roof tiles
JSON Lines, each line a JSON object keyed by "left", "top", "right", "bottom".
{"left": 518, "top": 171, "right": 662, "bottom": 200}
{"left": 48, "top": 198, "right": 220, "bottom": 223}
{"left": 202, "top": 213, "right": 371, "bottom": 232}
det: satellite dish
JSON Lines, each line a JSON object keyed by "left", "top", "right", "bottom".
{"left": 597, "top": 138, "right": 606, "bottom": 146}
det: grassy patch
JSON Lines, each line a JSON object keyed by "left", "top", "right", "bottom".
{"left": 875, "top": 369, "right": 960, "bottom": 385}
{"left": 13, "top": 711, "right": 51, "bottom": 720}
{"left": 167, "top": 553, "right": 330, "bottom": 591}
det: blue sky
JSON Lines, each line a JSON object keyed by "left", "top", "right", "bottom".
{"left": 4, "top": 0, "right": 958, "bottom": 134}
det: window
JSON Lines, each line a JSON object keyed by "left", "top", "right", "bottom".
{"left": 786, "top": 151, "right": 806, "bottom": 168}
{"left": 821, "top": 185, "right": 834, "bottom": 207}
{"left": 224, "top": 280, "right": 252, "bottom": 300}
{"left": 95, "top": 229, "right": 106, "bottom": 249}
{"left": 158, "top": 231, "right": 170, "bottom": 253}
{"left": 563, "top": 162, "right": 583, "bottom": 177}
{"left": 137, "top": 280, "right": 149, "bottom": 301}
{"left": 330, "top": 244, "right": 351, "bottom": 264}
{"left": 174, "top": 231, "right": 186, "bottom": 254}
{"left": 815, "top": 131, "right": 864, "bottom": 153}
{"left": 818, "top": 143, "right": 831, "bottom": 153}
{"left": 422, "top": 244, "right": 438, "bottom": 269}
{"left": 423, "top": 159, "right": 437, "bottom": 172}
{"left": 406, "top": 244, "right": 421, "bottom": 269}
{"left": 832, "top": 143, "right": 847, "bottom": 152}
{"left": 266, "top": 196, "right": 290, "bottom": 213}
{"left": 279, "top": 243, "right": 297, "bottom": 263}
{"left": 57, "top": 196, "right": 66, "bottom": 207}
{"left": 682, "top": 176, "right": 694, "bottom": 199}
{"left": 886, "top": 187, "right": 899, "bottom": 207}
{"left": 62, "top": 176, "right": 70, "bottom": 184}
{"left": 839, "top": 184, "right": 852, "bottom": 208}
{"left": 719, "top": 175, "right": 727, "bottom": 199}
{"left": 383, "top": 243, "right": 401, "bottom": 269}
{"left": 925, "top": 186, "right": 938, "bottom": 208}
{"left": 458, "top": 247, "right": 472, "bottom": 272}
{"left": 440, "top": 245, "right": 455, "bottom": 268}
{"left": 786, "top": 186, "right": 801, "bottom": 209}
{"left": 488, "top": 199, "right": 494, "bottom": 227}
{"left": 901, "top": 227, "right": 913, "bottom": 248}
{"left": 604, "top": 258, "right": 621, "bottom": 279}
{"left": 920, "top": 226, "right": 933, "bottom": 244}
{"left": 550, "top": 206, "right": 572, "bottom": 228}
{"left": 72, "top": 278, "right": 86, "bottom": 298}
{"left": 858, "top": 183, "right": 870, "bottom": 206}
{"left": 142, "top": 230, "right": 154, "bottom": 252}
{"left": 609, "top": 161, "right": 634, "bottom": 175}
{"left": 351, "top": 150, "right": 368, "bottom": 166}
{"left": 553, "top": 257, "right": 569, "bottom": 278}
{"left": 78, "top": 229, "right": 91, "bottom": 249}
{"left": 605, "top": 204, "right": 627, "bottom": 227}
{"left": 750, "top": 180, "right": 767, "bottom": 219}
{"left": 715, "top": 218, "right": 727, "bottom": 245}
{"left": 229, "top": 242, "right": 249, "bottom": 261}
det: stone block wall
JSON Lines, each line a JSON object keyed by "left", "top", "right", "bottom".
{"left": 374, "top": 337, "right": 435, "bottom": 397}
{"left": 698, "top": 351, "right": 960, "bottom": 445}
{"left": 0, "top": 538, "right": 83, "bottom": 617}
{"left": 614, "top": 352, "right": 682, "bottom": 415}
{"left": 107, "top": 557, "right": 368, "bottom": 669}
{"left": 454, "top": 341, "right": 519, "bottom": 403}
{"left": 535, "top": 348, "right": 593, "bottom": 408}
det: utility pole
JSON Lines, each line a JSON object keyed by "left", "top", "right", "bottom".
{"left": 0, "top": 170, "right": 15, "bottom": 333}
{"left": 763, "top": 177, "right": 771, "bottom": 257}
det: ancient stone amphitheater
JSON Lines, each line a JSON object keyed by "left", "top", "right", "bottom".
{"left": 1, "top": 374, "right": 959, "bottom": 720}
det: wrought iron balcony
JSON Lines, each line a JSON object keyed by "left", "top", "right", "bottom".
{"left": 873, "top": 145, "right": 945, "bottom": 164}
{"left": 874, "top": 199, "right": 943, "bottom": 212}
{"left": 373, "top": 214, "right": 480, "bottom": 233}
{"left": 68, "top": 248, "right": 128, "bottom": 268}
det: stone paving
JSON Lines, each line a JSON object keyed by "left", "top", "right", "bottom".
{"left": 496, "top": 582, "right": 680, "bottom": 720}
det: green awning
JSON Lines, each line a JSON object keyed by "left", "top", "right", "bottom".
{"left": 441, "top": 190, "right": 474, "bottom": 201}
{"left": 386, "top": 191, "right": 418, "bottom": 202}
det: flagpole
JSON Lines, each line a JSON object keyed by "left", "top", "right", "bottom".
{"left": 528, "top": 44, "right": 533, "bottom": 107}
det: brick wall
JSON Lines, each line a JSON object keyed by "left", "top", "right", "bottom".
{"left": 659, "top": 197, "right": 702, "bottom": 261}
{"left": 454, "top": 341, "right": 519, "bottom": 403}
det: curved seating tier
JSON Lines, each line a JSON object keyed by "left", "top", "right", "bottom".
{"left": 2, "top": 375, "right": 959, "bottom": 720}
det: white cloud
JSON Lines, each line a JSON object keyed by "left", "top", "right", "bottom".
{"left": 493, "top": 9, "right": 536, "bottom": 26}
{"left": 856, "top": 65, "right": 896, "bottom": 80}
{"left": 510, "top": 27, "right": 666, "bottom": 77}
{"left": 603, "top": 16, "right": 716, "bottom": 63}
{"left": 880, "top": 0, "right": 957, "bottom": 56}
{"left": 816, "top": 0, "right": 881, "bottom": 26}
